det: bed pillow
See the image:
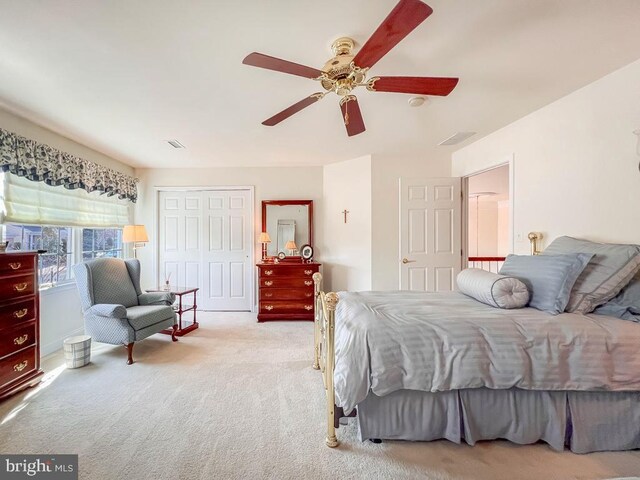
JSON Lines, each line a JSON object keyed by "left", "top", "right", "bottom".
{"left": 542, "top": 236, "right": 640, "bottom": 314}
{"left": 593, "top": 272, "right": 640, "bottom": 322}
{"left": 498, "top": 253, "right": 593, "bottom": 314}
{"left": 456, "top": 268, "right": 530, "bottom": 309}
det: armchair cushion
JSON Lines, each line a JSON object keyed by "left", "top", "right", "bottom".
{"left": 88, "top": 304, "right": 127, "bottom": 318}
{"left": 88, "top": 258, "right": 139, "bottom": 308}
{"left": 138, "top": 292, "right": 176, "bottom": 306}
{"left": 126, "top": 305, "right": 176, "bottom": 331}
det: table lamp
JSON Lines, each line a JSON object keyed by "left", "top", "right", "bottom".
{"left": 285, "top": 240, "right": 297, "bottom": 256}
{"left": 123, "top": 225, "right": 149, "bottom": 259}
{"left": 259, "top": 231, "right": 272, "bottom": 262}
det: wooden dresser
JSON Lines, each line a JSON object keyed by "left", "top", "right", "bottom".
{"left": 0, "top": 252, "right": 43, "bottom": 400}
{"left": 257, "top": 262, "right": 321, "bottom": 322}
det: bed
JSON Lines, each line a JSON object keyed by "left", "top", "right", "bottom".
{"left": 311, "top": 252, "right": 640, "bottom": 453}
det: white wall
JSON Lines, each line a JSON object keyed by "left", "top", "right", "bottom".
{"left": 133, "top": 167, "right": 323, "bottom": 290}
{"left": 371, "top": 153, "right": 451, "bottom": 290}
{"left": 452, "top": 59, "right": 640, "bottom": 252}
{"left": 321, "top": 155, "right": 372, "bottom": 292}
{"left": 0, "top": 107, "right": 135, "bottom": 356}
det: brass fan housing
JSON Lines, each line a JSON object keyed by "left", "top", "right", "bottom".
{"left": 320, "top": 37, "right": 366, "bottom": 95}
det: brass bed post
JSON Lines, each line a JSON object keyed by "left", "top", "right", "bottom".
{"left": 312, "top": 272, "right": 322, "bottom": 370}
{"left": 324, "top": 292, "right": 339, "bottom": 448}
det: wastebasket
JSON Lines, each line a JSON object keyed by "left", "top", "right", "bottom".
{"left": 63, "top": 335, "right": 92, "bottom": 368}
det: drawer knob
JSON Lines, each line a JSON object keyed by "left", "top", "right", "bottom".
{"left": 264, "top": 270, "right": 273, "bottom": 276}
{"left": 9, "top": 262, "right": 22, "bottom": 270}
{"left": 14, "top": 334, "right": 28, "bottom": 345}
{"left": 304, "top": 270, "right": 313, "bottom": 275}
{"left": 304, "top": 280, "right": 312, "bottom": 286}
{"left": 264, "top": 280, "right": 273, "bottom": 287}
{"left": 14, "top": 308, "right": 28, "bottom": 319}
{"left": 304, "top": 305, "right": 313, "bottom": 311}
{"left": 13, "top": 360, "right": 28, "bottom": 372}
{"left": 14, "top": 282, "right": 28, "bottom": 292}
{"left": 264, "top": 292, "right": 273, "bottom": 298}
{"left": 264, "top": 305, "right": 274, "bottom": 311}
{"left": 305, "top": 292, "right": 313, "bottom": 297}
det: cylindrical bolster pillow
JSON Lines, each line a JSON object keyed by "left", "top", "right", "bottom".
{"left": 457, "top": 268, "right": 530, "bottom": 309}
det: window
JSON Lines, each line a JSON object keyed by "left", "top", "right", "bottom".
{"left": 1, "top": 224, "right": 124, "bottom": 287}
{"left": 82, "top": 228, "right": 123, "bottom": 261}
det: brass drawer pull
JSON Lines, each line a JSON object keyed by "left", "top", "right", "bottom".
{"left": 264, "top": 305, "right": 274, "bottom": 311}
{"left": 264, "top": 280, "right": 273, "bottom": 286}
{"left": 8, "top": 262, "right": 22, "bottom": 270}
{"left": 14, "top": 334, "right": 28, "bottom": 345}
{"left": 14, "top": 308, "right": 28, "bottom": 319}
{"left": 13, "top": 360, "right": 28, "bottom": 372}
{"left": 305, "top": 292, "right": 313, "bottom": 297}
{"left": 304, "top": 305, "right": 313, "bottom": 311}
{"left": 14, "top": 283, "right": 28, "bottom": 292}
{"left": 264, "top": 270, "right": 273, "bottom": 276}
{"left": 304, "top": 280, "right": 312, "bottom": 286}
{"left": 304, "top": 270, "right": 313, "bottom": 275}
{"left": 264, "top": 292, "right": 273, "bottom": 298}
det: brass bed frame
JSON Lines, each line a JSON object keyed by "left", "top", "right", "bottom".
{"left": 312, "top": 272, "right": 341, "bottom": 447}
{"left": 310, "top": 234, "right": 545, "bottom": 448}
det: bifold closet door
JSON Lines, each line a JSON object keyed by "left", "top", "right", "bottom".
{"left": 158, "top": 190, "right": 252, "bottom": 311}
{"left": 201, "top": 190, "right": 251, "bottom": 311}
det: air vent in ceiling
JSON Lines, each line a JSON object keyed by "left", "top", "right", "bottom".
{"left": 438, "top": 131, "right": 476, "bottom": 146}
{"left": 167, "top": 139, "right": 185, "bottom": 149}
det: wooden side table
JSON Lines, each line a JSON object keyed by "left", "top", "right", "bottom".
{"left": 147, "top": 286, "right": 199, "bottom": 336}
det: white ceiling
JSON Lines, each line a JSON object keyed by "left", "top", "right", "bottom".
{"left": 0, "top": 0, "right": 639, "bottom": 168}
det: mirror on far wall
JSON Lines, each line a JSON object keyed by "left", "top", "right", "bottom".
{"left": 262, "top": 200, "right": 313, "bottom": 258}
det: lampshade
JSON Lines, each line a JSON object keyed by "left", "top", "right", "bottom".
{"left": 285, "top": 240, "right": 297, "bottom": 250}
{"left": 123, "top": 225, "right": 149, "bottom": 243}
{"left": 259, "top": 232, "right": 272, "bottom": 243}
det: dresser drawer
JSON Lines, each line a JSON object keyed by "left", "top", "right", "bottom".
{"left": 0, "top": 274, "right": 35, "bottom": 299}
{"left": 0, "top": 322, "right": 36, "bottom": 359}
{"left": 259, "top": 300, "right": 315, "bottom": 314}
{"left": 260, "top": 288, "right": 314, "bottom": 301}
{"left": 259, "top": 265, "right": 319, "bottom": 278}
{"left": 0, "top": 346, "right": 36, "bottom": 387}
{"left": 0, "top": 254, "right": 36, "bottom": 277}
{"left": 0, "top": 298, "right": 37, "bottom": 330}
{"left": 260, "top": 277, "right": 315, "bottom": 289}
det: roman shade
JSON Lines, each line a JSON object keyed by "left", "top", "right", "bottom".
{"left": 1, "top": 172, "right": 129, "bottom": 227}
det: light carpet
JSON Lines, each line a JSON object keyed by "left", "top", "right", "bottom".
{"left": 1, "top": 312, "right": 640, "bottom": 480}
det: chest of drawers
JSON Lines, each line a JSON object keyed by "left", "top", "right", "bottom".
{"left": 0, "top": 252, "right": 43, "bottom": 400}
{"left": 257, "top": 262, "right": 321, "bottom": 322}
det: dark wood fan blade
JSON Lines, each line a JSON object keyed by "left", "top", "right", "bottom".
{"left": 340, "top": 96, "right": 366, "bottom": 137}
{"left": 353, "top": 0, "right": 433, "bottom": 69}
{"left": 368, "top": 76, "right": 459, "bottom": 96}
{"left": 262, "top": 93, "right": 324, "bottom": 126}
{"left": 242, "top": 52, "right": 323, "bottom": 79}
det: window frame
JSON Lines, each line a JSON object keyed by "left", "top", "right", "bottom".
{"left": 0, "top": 224, "right": 125, "bottom": 289}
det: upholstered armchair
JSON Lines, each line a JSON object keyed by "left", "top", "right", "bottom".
{"left": 73, "top": 258, "right": 178, "bottom": 365}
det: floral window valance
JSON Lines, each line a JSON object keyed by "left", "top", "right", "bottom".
{"left": 0, "top": 127, "right": 138, "bottom": 203}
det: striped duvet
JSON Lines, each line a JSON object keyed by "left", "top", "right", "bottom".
{"left": 334, "top": 291, "right": 640, "bottom": 413}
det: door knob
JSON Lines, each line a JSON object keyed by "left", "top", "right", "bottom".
{"left": 402, "top": 258, "right": 416, "bottom": 264}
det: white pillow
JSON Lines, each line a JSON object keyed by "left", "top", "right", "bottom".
{"left": 457, "top": 268, "right": 530, "bottom": 309}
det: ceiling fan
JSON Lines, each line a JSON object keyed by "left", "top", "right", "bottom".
{"left": 242, "top": 0, "right": 459, "bottom": 137}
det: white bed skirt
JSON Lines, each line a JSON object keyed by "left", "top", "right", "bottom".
{"left": 357, "top": 388, "right": 640, "bottom": 453}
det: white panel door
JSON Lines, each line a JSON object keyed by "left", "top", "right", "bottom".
{"left": 399, "top": 178, "right": 462, "bottom": 292}
{"left": 158, "top": 189, "right": 252, "bottom": 311}
{"left": 158, "top": 191, "right": 202, "bottom": 292}
{"left": 202, "top": 190, "right": 252, "bottom": 311}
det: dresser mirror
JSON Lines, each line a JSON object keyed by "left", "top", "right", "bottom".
{"left": 262, "top": 200, "right": 313, "bottom": 258}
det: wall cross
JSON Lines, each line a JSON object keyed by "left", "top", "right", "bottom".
{"left": 342, "top": 209, "right": 349, "bottom": 224}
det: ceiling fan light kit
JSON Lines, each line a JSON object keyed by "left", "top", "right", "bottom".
{"left": 242, "top": 0, "right": 459, "bottom": 137}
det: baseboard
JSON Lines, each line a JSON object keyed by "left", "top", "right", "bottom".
{"left": 41, "top": 327, "right": 85, "bottom": 357}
